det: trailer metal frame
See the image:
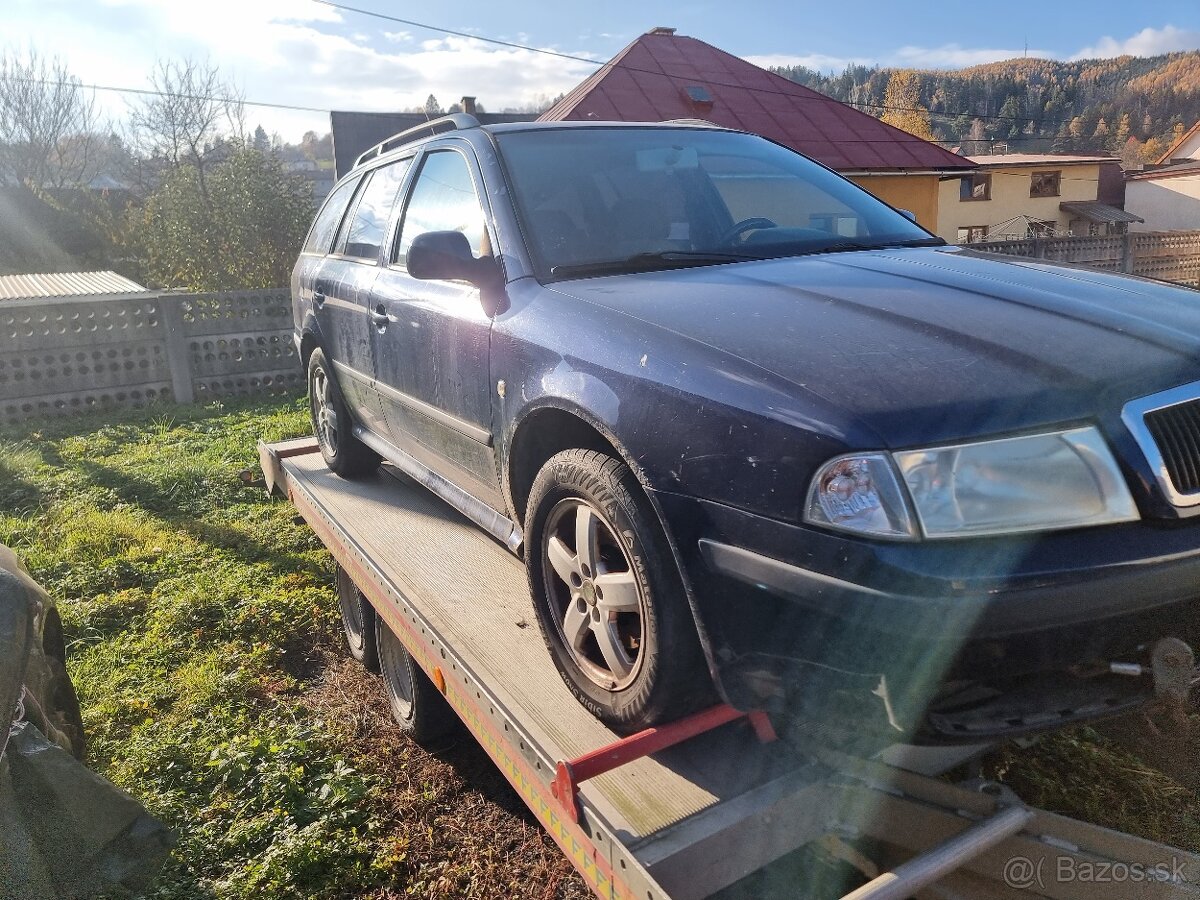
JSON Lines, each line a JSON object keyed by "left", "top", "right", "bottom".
{"left": 261, "top": 438, "right": 1200, "bottom": 900}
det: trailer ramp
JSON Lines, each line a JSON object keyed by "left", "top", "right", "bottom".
{"left": 261, "top": 439, "right": 1200, "bottom": 900}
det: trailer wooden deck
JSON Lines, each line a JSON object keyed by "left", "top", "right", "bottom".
{"left": 262, "top": 438, "right": 1200, "bottom": 900}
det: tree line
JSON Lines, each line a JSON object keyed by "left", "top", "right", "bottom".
{"left": 774, "top": 50, "right": 1200, "bottom": 165}
{"left": 0, "top": 50, "right": 321, "bottom": 291}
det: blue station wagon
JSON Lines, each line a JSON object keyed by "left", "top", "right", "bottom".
{"left": 294, "top": 115, "right": 1200, "bottom": 742}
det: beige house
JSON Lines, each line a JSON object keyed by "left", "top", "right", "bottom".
{"left": 1126, "top": 122, "right": 1200, "bottom": 232}
{"left": 936, "top": 154, "right": 1140, "bottom": 243}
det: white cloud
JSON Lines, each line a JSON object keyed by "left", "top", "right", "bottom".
{"left": 746, "top": 43, "right": 1056, "bottom": 74}
{"left": 891, "top": 43, "right": 1054, "bottom": 69}
{"left": 747, "top": 27, "right": 1200, "bottom": 78}
{"left": 1074, "top": 25, "right": 1200, "bottom": 59}
{"left": 8, "top": 0, "right": 597, "bottom": 139}
{"left": 743, "top": 53, "right": 869, "bottom": 72}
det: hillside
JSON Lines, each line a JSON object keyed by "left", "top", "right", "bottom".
{"left": 773, "top": 51, "right": 1200, "bottom": 160}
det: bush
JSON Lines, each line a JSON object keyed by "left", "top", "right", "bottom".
{"left": 139, "top": 148, "right": 313, "bottom": 291}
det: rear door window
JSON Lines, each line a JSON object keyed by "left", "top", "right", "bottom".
{"left": 303, "top": 174, "right": 361, "bottom": 255}
{"left": 336, "top": 157, "right": 414, "bottom": 261}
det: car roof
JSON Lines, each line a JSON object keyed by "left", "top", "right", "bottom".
{"left": 479, "top": 119, "right": 735, "bottom": 135}
{"left": 345, "top": 118, "right": 743, "bottom": 181}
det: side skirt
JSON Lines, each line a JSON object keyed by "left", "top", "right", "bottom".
{"left": 353, "top": 425, "right": 523, "bottom": 554}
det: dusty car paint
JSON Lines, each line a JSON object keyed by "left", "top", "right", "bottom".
{"left": 294, "top": 121, "right": 1200, "bottom": 739}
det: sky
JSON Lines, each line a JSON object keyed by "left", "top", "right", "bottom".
{"left": 8, "top": 0, "right": 1200, "bottom": 141}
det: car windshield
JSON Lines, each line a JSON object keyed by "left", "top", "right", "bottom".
{"left": 495, "top": 126, "right": 941, "bottom": 279}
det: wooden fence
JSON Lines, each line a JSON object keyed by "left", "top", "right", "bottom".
{"left": 970, "top": 230, "right": 1200, "bottom": 287}
{"left": 0, "top": 289, "right": 301, "bottom": 426}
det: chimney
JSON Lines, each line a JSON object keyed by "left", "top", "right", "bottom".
{"left": 649, "top": 26, "right": 677, "bottom": 35}
{"left": 461, "top": 96, "right": 477, "bottom": 116}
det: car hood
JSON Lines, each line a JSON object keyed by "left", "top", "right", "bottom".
{"left": 546, "top": 246, "right": 1200, "bottom": 447}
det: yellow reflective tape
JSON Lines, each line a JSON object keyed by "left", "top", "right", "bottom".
{"left": 294, "top": 489, "right": 630, "bottom": 900}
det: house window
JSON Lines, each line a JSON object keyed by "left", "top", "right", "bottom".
{"left": 957, "top": 225, "right": 989, "bottom": 243}
{"left": 1030, "top": 171, "right": 1061, "bottom": 198}
{"left": 809, "top": 212, "right": 861, "bottom": 237}
{"left": 959, "top": 173, "right": 991, "bottom": 201}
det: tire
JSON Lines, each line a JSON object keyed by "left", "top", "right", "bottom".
{"left": 375, "top": 611, "right": 459, "bottom": 744}
{"left": 42, "top": 654, "right": 86, "bottom": 760}
{"left": 308, "top": 347, "right": 380, "bottom": 478}
{"left": 336, "top": 566, "right": 379, "bottom": 673}
{"left": 524, "top": 449, "right": 711, "bottom": 732}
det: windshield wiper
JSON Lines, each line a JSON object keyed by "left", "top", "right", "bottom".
{"left": 794, "top": 237, "right": 946, "bottom": 256}
{"left": 550, "top": 250, "right": 757, "bottom": 278}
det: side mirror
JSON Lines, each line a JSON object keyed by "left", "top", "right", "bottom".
{"left": 407, "top": 230, "right": 508, "bottom": 316}
{"left": 898, "top": 208, "right": 917, "bottom": 222}
{"left": 408, "top": 230, "right": 480, "bottom": 281}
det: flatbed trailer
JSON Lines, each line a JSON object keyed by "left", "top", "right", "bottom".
{"left": 261, "top": 438, "right": 1200, "bottom": 899}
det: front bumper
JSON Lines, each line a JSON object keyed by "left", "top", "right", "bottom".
{"left": 654, "top": 491, "right": 1200, "bottom": 741}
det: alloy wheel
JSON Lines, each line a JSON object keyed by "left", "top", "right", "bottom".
{"left": 311, "top": 365, "right": 339, "bottom": 456}
{"left": 542, "top": 499, "right": 647, "bottom": 690}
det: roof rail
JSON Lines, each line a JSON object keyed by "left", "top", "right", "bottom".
{"left": 354, "top": 113, "right": 481, "bottom": 169}
{"left": 664, "top": 118, "right": 721, "bottom": 128}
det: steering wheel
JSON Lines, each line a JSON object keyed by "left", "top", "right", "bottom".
{"left": 719, "top": 217, "right": 778, "bottom": 245}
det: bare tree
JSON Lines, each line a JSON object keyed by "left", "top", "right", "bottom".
{"left": 0, "top": 48, "right": 99, "bottom": 188}
{"left": 127, "top": 58, "right": 244, "bottom": 203}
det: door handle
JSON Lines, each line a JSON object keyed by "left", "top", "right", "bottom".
{"left": 312, "top": 291, "right": 326, "bottom": 306}
{"left": 371, "top": 306, "right": 396, "bottom": 327}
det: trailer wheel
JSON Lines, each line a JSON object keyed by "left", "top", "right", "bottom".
{"left": 525, "top": 449, "right": 710, "bottom": 732}
{"left": 376, "top": 612, "right": 459, "bottom": 744}
{"left": 336, "top": 566, "right": 379, "bottom": 673}
{"left": 308, "top": 348, "right": 380, "bottom": 478}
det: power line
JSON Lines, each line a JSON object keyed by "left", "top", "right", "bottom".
{"left": 3, "top": 73, "right": 1105, "bottom": 149}
{"left": 7, "top": 75, "right": 1082, "bottom": 147}
{"left": 11, "top": 74, "right": 1079, "bottom": 145}
{"left": 306, "top": 0, "right": 1093, "bottom": 132}
{"left": 9, "top": 8, "right": 1130, "bottom": 143}
{"left": 308, "top": 0, "right": 593, "bottom": 65}
{"left": 10, "top": 76, "right": 329, "bottom": 114}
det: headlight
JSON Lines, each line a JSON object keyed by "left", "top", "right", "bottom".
{"left": 804, "top": 453, "right": 919, "bottom": 540}
{"left": 805, "top": 427, "right": 1139, "bottom": 540}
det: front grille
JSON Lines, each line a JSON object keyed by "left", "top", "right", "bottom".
{"left": 1144, "top": 399, "right": 1200, "bottom": 495}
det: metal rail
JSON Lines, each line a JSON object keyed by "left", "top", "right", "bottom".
{"left": 840, "top": 805, "right": 1034, "bottom": 900}
{"left": 353, "top": 113, "right": 481, "bottom": 168}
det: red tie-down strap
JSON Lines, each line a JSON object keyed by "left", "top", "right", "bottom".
{"left": 551, "top": 704, "right": 777, "bottom": 824}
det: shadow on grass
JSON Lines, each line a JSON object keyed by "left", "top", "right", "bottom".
{"left": 0, "top": 469, "right": 45, "bottom": 514}
{"left": 0, "top": 395, "right": 301, "bottom": 445}
{"left": 74, "top": 457, "right": 326, "bottom": 581}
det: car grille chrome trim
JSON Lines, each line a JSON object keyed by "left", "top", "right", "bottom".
{"left": 1122, "top": 380, "right": 1200, "bottom": 507}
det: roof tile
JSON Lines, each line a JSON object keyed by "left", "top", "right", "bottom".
{"left": 542, "top": 32, "right": 974, "bottom": 172}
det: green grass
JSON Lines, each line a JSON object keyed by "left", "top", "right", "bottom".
{"left": 0, "top": 398, "right": 584, "bottom": 899}
{"left": 3, "top": 397, "right": 1198, "bottom": 898}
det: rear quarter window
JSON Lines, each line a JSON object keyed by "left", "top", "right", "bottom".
{"left": 339, "top": 158, "right": 414, "bottom": 260}
{"left": 304, "top": 175, "right": 362, "bottom": 255}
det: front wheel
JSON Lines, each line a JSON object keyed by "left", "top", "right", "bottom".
{"left": 525, "top": 449, "right": 711, "bottom": 732}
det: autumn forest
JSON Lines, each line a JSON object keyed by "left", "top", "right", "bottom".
{"left": 774, "top": 50, "right": 1200, "bottom": 165}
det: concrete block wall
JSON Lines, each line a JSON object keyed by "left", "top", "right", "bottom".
{"left": 0, "top": 289, "right": 300, "bottom": 426}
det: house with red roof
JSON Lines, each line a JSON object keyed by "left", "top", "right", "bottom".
{"left": 539, "top": 28, "right": 975, "bottom": 231}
